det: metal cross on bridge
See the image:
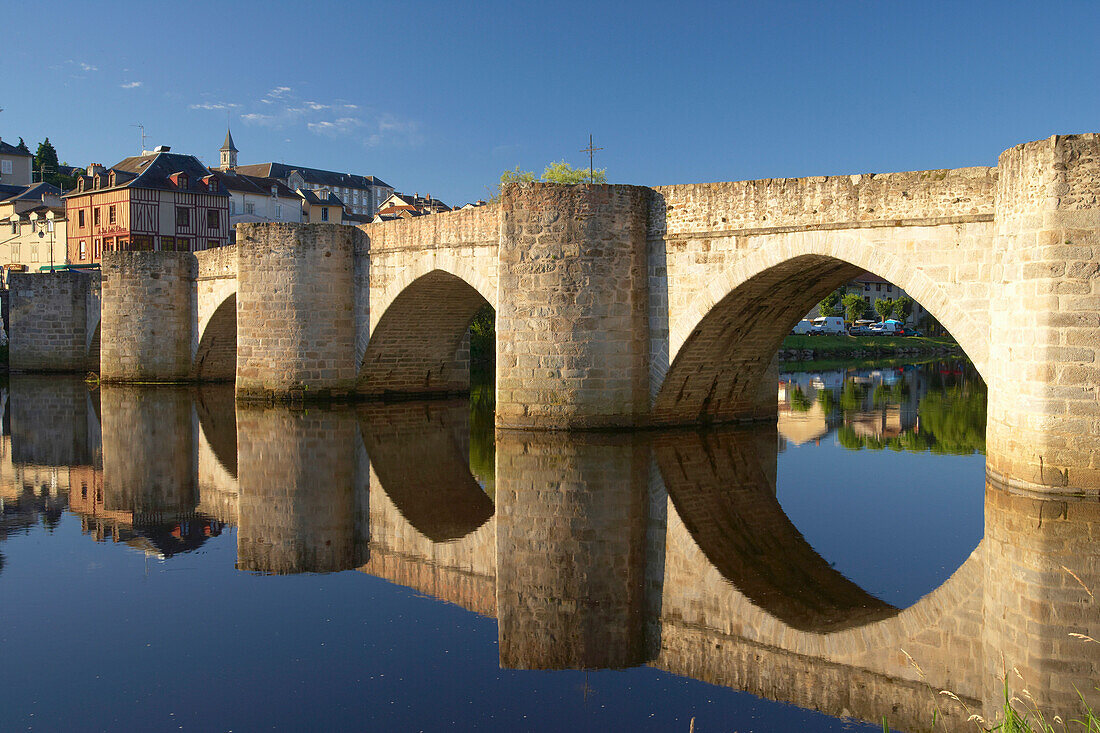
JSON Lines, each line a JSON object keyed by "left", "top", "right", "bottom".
{"left": 580, "top": 134, "right": 603, "bottom": 183}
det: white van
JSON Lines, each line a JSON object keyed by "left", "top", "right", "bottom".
{"left": 810, "top": 316, "right": 846, "bottom": 335}
{"left": 790, "top": 319, "right": 815, "bottom": 335}
{"left": 870, "top": 319, "right": 903, "bottom": 335}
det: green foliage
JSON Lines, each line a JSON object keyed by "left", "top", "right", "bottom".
{"left": 501, "top": 166, "right": 537, "bottom": 185}
{"left": 842, "top": 293, "right": 868, "bottom": 322}
{"left": 34, "top": 138, "right": 59, "bottom": 176}
{"left": 16, "top": 137, "right": 29, "bottom": 153}
{"left": 919, "top": 386, "right": 987, "bottom": 455}
{"left": 788, "top": 385, "right": 812, "bottom": 412}
{"left": 874, "top": 298, "right": 894, "bottom": 322}
{"left": 892, "top": 296, "right": 912, "bottom": 322}
{"left": 818, "top": 288, "right": 843, "bottom": 317}
{"left": 816, "top": 388, "right": 835, "bottom": 415}
{"left": 468, "top": 381, "right": 496, "bottom": 500}
{"left": 468, "top": 303, "right": 495, "bottom": 374}
{"left": 542, "top": 160, "right": 606, "bottom": 184}
{"left": 837, "top": 425, "right": 863, "bottom": 450}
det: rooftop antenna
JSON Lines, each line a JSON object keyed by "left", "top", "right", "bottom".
{"left": 130, "top": 123, "right": 148, "bottom": 153}
{"left": 580, "top": 134, "right": 603, "bottom": 184}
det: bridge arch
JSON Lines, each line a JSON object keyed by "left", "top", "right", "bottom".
{"left": 360, "top": 268, "right": 493, "bottom": 397}
{"left": 193, "top": 293, "right": 236, "bottom": 381}
{"left": 653, "top": 227, "right": 991, "bottom": 426}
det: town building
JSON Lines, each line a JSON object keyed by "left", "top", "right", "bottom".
{"left": 376, "top": 191, "right": 450, "bottom": 216}
{"left": 64, "top": 147, "right": 230, "bottom": 265}
{"left": 845, "top": 272, "right": 927, "bottom": 323}
{"left": 299, "top": 189, "right": 344, "bottom": 223}
{"left": 220, "top": 129, "right": 393, "bottom": 218}
{"left": 207, "top": 168, "right": 303, "bottom": 238}
{"left": 0, "top": 138, "right": 33, "bottom": 187}
{"left": 0, "top": 183, "right": 68, "bottom": 284}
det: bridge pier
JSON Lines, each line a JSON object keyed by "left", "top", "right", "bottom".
{"left": 987, "top": 134, "right": 1100, "bottom": 496}
{"left": 235, "top": 223, "right": 362, "bottom": 401}
{"left": 9, "top": 271, "right": 99, "bottom": 373}
{"left": 496, "top": 183, "right": 652, "bottom": 429}
{"left": 101, "top": 251, "right": 195, "bottom": 382}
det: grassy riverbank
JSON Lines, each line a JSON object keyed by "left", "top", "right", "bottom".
{"left": 783, "top": 334, "right": 959, "bottom": 352}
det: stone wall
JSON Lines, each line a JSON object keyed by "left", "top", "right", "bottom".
{"left": 497, "top": 183, "right": 651, "bottom": 429}
{"left": 235, "top": 223, "right": 361, "bottom": 401}
{"left": 9, "top": 271, "right": 98, "bottom": 372}
{"left": 100, "top": 251, "right": 196, "bottom": 382}
{"left": 194, "top": 245, "right": 239, "bottom": 381}
{"left": 986, "top": 134, "right": 1100, "bottom": 495}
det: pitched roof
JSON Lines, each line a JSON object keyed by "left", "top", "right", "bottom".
{"left": 0, "top": 182, "right": 62, "bottom": 204}
{"left": 221, "top": 128, "right": 238, "bottom": 153}
{"left": 208, "top": 169, "right": 298, "bottom": 198}
{"left": 298, "top": 188, "right": 342, "bottom": 206}
{"left": 65, "top": 151, "right": 227, "bottom": 197}
{"left": 0, "top": 139, "right": 32, "bottom": 158}
{"left": 233, "top": 162, "right": 390, "bottom": 190}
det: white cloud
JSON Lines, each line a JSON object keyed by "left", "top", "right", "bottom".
{"left": 189, "top": 101, "right": 240, "bottom": 110}
{"left": 307, "top": 117, "right": 365, "bottom": 136}
{"left": 121, "top": 81, "right": 142, "bottom": 89}
{"left": 236, "top": 87, "right": 421, "bottom": 146}
{"left": 80, "top": 62, "right": 98, "bottom": 72}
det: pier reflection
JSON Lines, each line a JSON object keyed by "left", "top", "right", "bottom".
{"left": 0, "top": 378, "right": 1096, "bottom": 731}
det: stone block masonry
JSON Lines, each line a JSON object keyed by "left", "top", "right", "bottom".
{"left": 100, "top": 251, "right": 196, "bottom": 382}
{"left": 9, "top": 271, "right": 98, "bottom": 372}
{"left": 497, "top": 183, "right": 651, "bottom": 429}
{"left": 235, "top": 223, "right": 362, "bottom": 401}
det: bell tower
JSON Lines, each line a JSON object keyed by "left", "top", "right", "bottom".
{"left": 220, "top": 128, "right": 238, "bottom": 169}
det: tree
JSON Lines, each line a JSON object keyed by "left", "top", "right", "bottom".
{"left": 486, "top": 166, "right": 537, "bottom": 203}
{"left": 873, "top": 298, "right": 894, "bottom": 322}
{"left": 842, "top": 293, "right": 868, "bottom": 322}
{"left": 34, "top": 138, "right": 59, "bottom": 179}
{"left": 892, "top": 296, "right": 913, "bottom": 323}
{"left": 542, "top": 160, "right": 606, "bottom": 184}
{"left": 16, "top": 137, "right": 29, "bottom": 153}
{"left": 818, "top": 288, "right": 843, "bottom": 317}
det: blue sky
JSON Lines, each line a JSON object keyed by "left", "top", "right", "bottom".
{"left": 4, "top": 1, "right": 1099, "bottom": 205}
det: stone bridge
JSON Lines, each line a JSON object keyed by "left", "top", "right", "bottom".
{"left": 4, "top": 382, "right": 1096, "bottom": 731}
{"left": 10, "top": 133, "right": 1100, "bottom": 495}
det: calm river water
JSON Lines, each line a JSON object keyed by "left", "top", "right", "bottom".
{"left": 0, "top": 361, "right": 1096, "bottom": 732}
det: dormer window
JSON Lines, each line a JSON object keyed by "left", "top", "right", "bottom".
{"left": 108, "top": 171, "right": 117, "bottom": 187}
{"left": 92, "top": 176, "right": 100, "bottom": 190}
{"left": 77, "top": 178, "right": 85, "bottom": 192}
{"left": 170, "top": 172, "right": 188, "bottom": 189}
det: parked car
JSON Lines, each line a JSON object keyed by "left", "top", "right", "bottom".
{"left": 869, "top": 319, "right": 904, "bottom": 335}
{"left": 790, "top": 319, "right": 814, "bottom": 335}
{"left": 848, "top": 324, "right": 874, "bottom": 336}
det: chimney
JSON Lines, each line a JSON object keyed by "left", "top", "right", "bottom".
{"left": 87, "top": 163, "right": 106, "bottom": 176}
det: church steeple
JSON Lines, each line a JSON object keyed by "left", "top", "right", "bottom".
{"left": 220, "top": 127, "right": 238, "bottom": 169}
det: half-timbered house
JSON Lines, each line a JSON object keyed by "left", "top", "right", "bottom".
{"left": 65, "top": 147, "right": 230, "bottom": 265}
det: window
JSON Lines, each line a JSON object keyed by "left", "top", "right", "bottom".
{"left": 79, "top": 241, "right": 86, "bottom": 259}
{"left": 30, "top": 245, "right": 39, "bottom": 262}
{"left": 9, "top": 221, "right": 15, "bottom": 235}
{"left": 207, "top": 209, "right": 219, "bottom": 228}
{"left": 207, "top": 240, "right": 219, "bottom": 250}
{"left": 161, "top": 236, "right": 174, "bottom": 251}
{"left": 230, "top": 200, "right": 236, "bottom": 214}
{"left": 109, "top": 205, "right": 116, "bottom": 225}
{"left": 94, "top": 208, "right": 100, "bottom": 226}
{"left": 94, "top": 240, "right": 101, "bottom": 258}
{"left": 875, "top": 283, "right": 881, "bottom": 292}
{"left": 244, "top": 201, "right": 255, "bottom": 215}
{"left": 12, "top": 244, "right": 20, "bottom": 260}
{"left": 1, "top": 160, "right": 11, "bottom": 175}
{"left": 176, "top": 207, "right": 189, "bottom": 227}
{"left": 132, "top": 235, "right": 153, "bottom": 251}
{"left": 117, "top": 238, "right": 128, "bottom": 251}
{"left": 321, "top": 207, "right": 329, "bottom": 222}
{"left": 78, "top": 209, "right": 85, "bottom": 228}
{"left": 275, "top": 204, "right": 282, "bottom": 219}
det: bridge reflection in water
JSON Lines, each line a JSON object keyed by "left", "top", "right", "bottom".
{"left": 2, "top": 376, "right": 1097, "bottom": 732}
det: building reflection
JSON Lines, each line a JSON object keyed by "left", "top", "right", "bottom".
{"left": 0, "top": 377, "right": 1095, "bottom": 731}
